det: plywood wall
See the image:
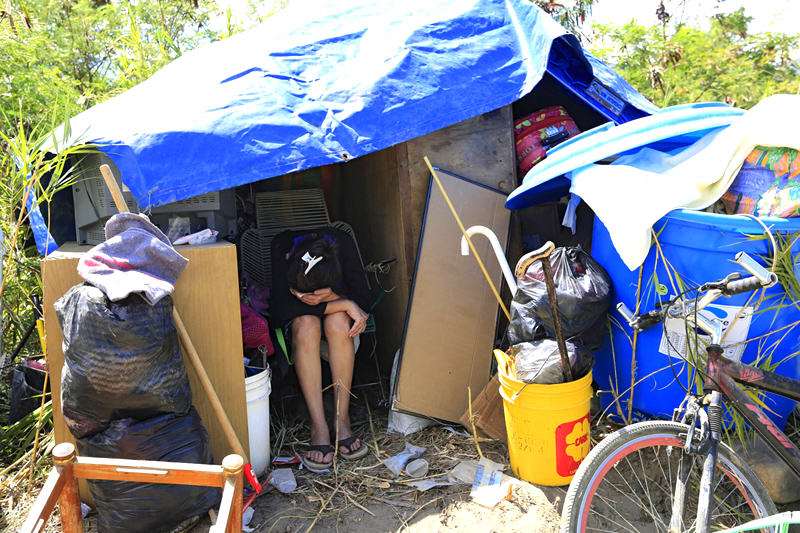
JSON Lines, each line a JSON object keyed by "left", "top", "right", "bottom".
{"left": 340, "top": 146, "right": 410, "bottom": 369}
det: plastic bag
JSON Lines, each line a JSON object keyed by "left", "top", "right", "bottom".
{"left": 506, "top": 247, "right": 611, "bottom": 350}
{"left": 77, "top": 408, "right": 220, "bottom": 533}
{"left": 510, "top": 339, "right": 594, "bottom": 384}
{"left": 383, "top": 443, "right": 426, "bottom": 476}
{"left": 173, "top": 228, "right": 218, "bottom": 245}
{"left": 54, "top": 284, "right": 192, "bottom": 439}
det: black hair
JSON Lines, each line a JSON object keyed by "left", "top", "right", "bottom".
{"left": 286, "top": 234, "right": 342, "bottom": 293}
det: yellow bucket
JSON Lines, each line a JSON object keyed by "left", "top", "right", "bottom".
{"left": 495, "top": 349, "right": 593, "bottom": 486}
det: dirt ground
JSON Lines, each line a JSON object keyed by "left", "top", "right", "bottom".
{"left": 12, "top": 405, "right": 800, "bottom": 532}
{"left": 187, "top": 422, "right": 567, "bottom": 533}
{"left": 11, "top": 407, "right": 566, "bottom": 533}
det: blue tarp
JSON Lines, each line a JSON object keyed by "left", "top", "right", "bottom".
{"left": 33, "top": 0, "right": 656, "bottom": 253}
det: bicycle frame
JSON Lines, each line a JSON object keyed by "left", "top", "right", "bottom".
{"left": 615, "top": 253, "right": 792, "bottom": 532}
{"left": 705, "top": 345, "right": 800, "bottom": 479}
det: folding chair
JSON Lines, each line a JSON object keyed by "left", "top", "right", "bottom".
{"left": 240, "top": 189, "right": 386, "bottom": 401}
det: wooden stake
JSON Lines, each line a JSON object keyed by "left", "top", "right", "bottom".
{"left": 97, "top": 165, "right": 248, "bottom": 462}
{"left": 515, "top": 241, "right": 573, "bottom": 382}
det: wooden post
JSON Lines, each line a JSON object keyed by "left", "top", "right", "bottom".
{"left": 224, "top": 454, "right": 243, "bottom": 533}
{"left": 212, "top": 454, "right": 243, "bottom": 533}
{"left": 53, "top": 443, "right": 83, "bottom": 533}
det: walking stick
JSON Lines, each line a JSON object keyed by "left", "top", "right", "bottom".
{"left": 515, "top": 241, "right": 573, "bottom": 382}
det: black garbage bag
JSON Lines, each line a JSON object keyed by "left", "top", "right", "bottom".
{"left": 77, "top": 408, "right": 220, "bottom": 533}
{"left": 507, "top": 247, "right": 611, "bottom": 350}
{"left": 54, "top": 283, "right": 192, "bottom": 439}
{"left": 509, "top": 339, "right": 594, "bottom": 384}
{"left": 8, "top": 362, "right": 50, "bottom": 425}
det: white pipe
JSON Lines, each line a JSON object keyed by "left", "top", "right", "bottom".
{"left": 460, "top": 225, "right": 517, "bottom": 295}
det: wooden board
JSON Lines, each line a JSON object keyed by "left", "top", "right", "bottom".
{"left": 42, "top": 241, "right": 249, "bottom": 491}
{"left": 340, "top": 145, "right": 411, "bottom": 368}
{"left": 393, "top": 171, "right": 510, "bottom": 422}
{"left": 401, "top": 105, "right": 516, "bottom": 273}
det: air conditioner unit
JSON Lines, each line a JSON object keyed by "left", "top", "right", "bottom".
{"left": 72, "top": 152, "right": 237, "bottom": 245}
{"left": 72, "top": 153, "right": 139, "bottom": 245}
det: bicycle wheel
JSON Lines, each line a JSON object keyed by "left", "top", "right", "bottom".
{"left": 561, "top": 421, "right": 777, "bottom": 532}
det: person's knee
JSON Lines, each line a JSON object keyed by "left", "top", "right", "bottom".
{"left": 324, "top": 312, "right": 351, "bottom": 341}
{"left": 292, "top": 315, "right": 321, "bottom": 349}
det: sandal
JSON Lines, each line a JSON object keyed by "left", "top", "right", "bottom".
{"left": 337, "top": 434, "right": 369, "bottom": 460}
{"left": 301, "top": 444, "right": 334, "bottom": 472}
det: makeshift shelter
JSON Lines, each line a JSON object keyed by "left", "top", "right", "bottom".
{"left": 37, "top": 0, "right": 656, "bottom": 438}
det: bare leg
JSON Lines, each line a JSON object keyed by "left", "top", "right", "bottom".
{"left": 323, "top": 311, "right": 360, "bottom": 453}
{"left": 292, "top": 315, "right": 331, "bottom": 464}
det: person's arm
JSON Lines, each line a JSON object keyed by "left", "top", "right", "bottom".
{"left": 336, "top": 231, "right": 371, "bottom": 313}
{"left": 324, "top": 298, "right": 368, "bottom": 337}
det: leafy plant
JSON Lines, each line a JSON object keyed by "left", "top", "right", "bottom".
{"left": 590, "top": 4, "right": 799, "bottom": 108}
{"left": 0, "top": 103, "right": 97, "bottom": 358}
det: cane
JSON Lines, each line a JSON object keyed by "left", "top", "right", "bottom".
{"left": 515, "top": 241, "right": 573, "bottom": 383}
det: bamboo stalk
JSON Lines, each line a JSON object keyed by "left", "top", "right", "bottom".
{"left": 423, "top": 157, "right": 510, "bottom": 320}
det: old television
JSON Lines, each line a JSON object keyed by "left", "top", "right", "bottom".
{"left": 72, "top": 152, "right": 236, "bottom": 245}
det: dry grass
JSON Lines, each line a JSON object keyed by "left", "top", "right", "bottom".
{"left": 259, "top": 407, "right": 509, "bottom": 533}
{"left": 0, "top": 429, "right": 78, "bottom": 532}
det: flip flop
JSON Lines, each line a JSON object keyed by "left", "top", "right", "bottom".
{"left": 337, "top": 434, "right": 369, "bottom": 460}
{"left": 301, "top": 444, "right": 334, "bottom": 472}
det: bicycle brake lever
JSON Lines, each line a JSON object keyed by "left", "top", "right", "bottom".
{"left": 701, "top": 272, "right": 741, "bottom": 291}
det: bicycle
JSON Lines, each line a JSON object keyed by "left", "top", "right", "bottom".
{"left": 561, "top": 250, "right": 800, "bottom": 532}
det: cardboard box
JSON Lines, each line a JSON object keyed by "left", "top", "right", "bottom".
{"left": 460, "top": 374, "right": 508, "bottom": 443}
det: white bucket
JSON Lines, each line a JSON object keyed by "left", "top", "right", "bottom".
{"left": 245, "top": 366, "right": 271, "bottom": 476}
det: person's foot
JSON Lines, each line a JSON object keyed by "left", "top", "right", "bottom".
{"left": 335, "top": 420, "right": 358, "bottom": 454}
{"left": 336, "top": 420, "right": 368, "bottom": 459}
{"left": 306, "top": 423, "right": 333, "bottom": 465}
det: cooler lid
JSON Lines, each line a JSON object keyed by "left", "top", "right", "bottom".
{"left": 505, "top": 102, "right": 745, "bottom": 209}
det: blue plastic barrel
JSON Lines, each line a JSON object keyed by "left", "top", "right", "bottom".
{"left": 592, "top": 209, "right": 800, "bottom": 429}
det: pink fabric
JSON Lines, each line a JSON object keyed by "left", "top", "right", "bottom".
{"left": 240, "top": 302, "right": 274, "bottom": 354}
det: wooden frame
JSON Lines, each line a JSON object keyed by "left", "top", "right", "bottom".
{"left": 21, "top": 443, "right": 242, "bottom": 533}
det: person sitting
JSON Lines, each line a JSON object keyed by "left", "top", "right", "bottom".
{"left": 270, "top": 226, "right": 371, "bottom": 470}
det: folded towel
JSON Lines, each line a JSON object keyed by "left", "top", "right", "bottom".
{"left": 570, "top": 94, "right": 800, "bottom": 270}
{"left": 77, "top": 213, "right": 188, "bottom": 305}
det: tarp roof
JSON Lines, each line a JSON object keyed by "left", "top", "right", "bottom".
{"left": 56, "top": 0, "right": 655, "bottom": 208}
{"left": 32, "top": 0, "right": 657, "bottom": 253}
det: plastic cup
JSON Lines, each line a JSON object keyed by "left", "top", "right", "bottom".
{"left": 405, "top": 458, "right": 429, "bottom": 478}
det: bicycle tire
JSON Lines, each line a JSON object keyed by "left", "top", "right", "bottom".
{"left": 561, "top": 421, "right": 777, "bottom": 532}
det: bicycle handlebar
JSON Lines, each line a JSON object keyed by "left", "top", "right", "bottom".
{"left": 724, "top": 275, "right": 770, "bottom": 296}
{"left": 617, "top": 251, "right": 777, "bottom": 333}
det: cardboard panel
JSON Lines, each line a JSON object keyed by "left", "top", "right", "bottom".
{"left": 42, "top": 242, "right": 249, "bottom": 476}
{"left": 459, "top": 373, "right": 508, "bottom": 443}
{"left": 394, "top": 171, "right": 510, "bottom": 422}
